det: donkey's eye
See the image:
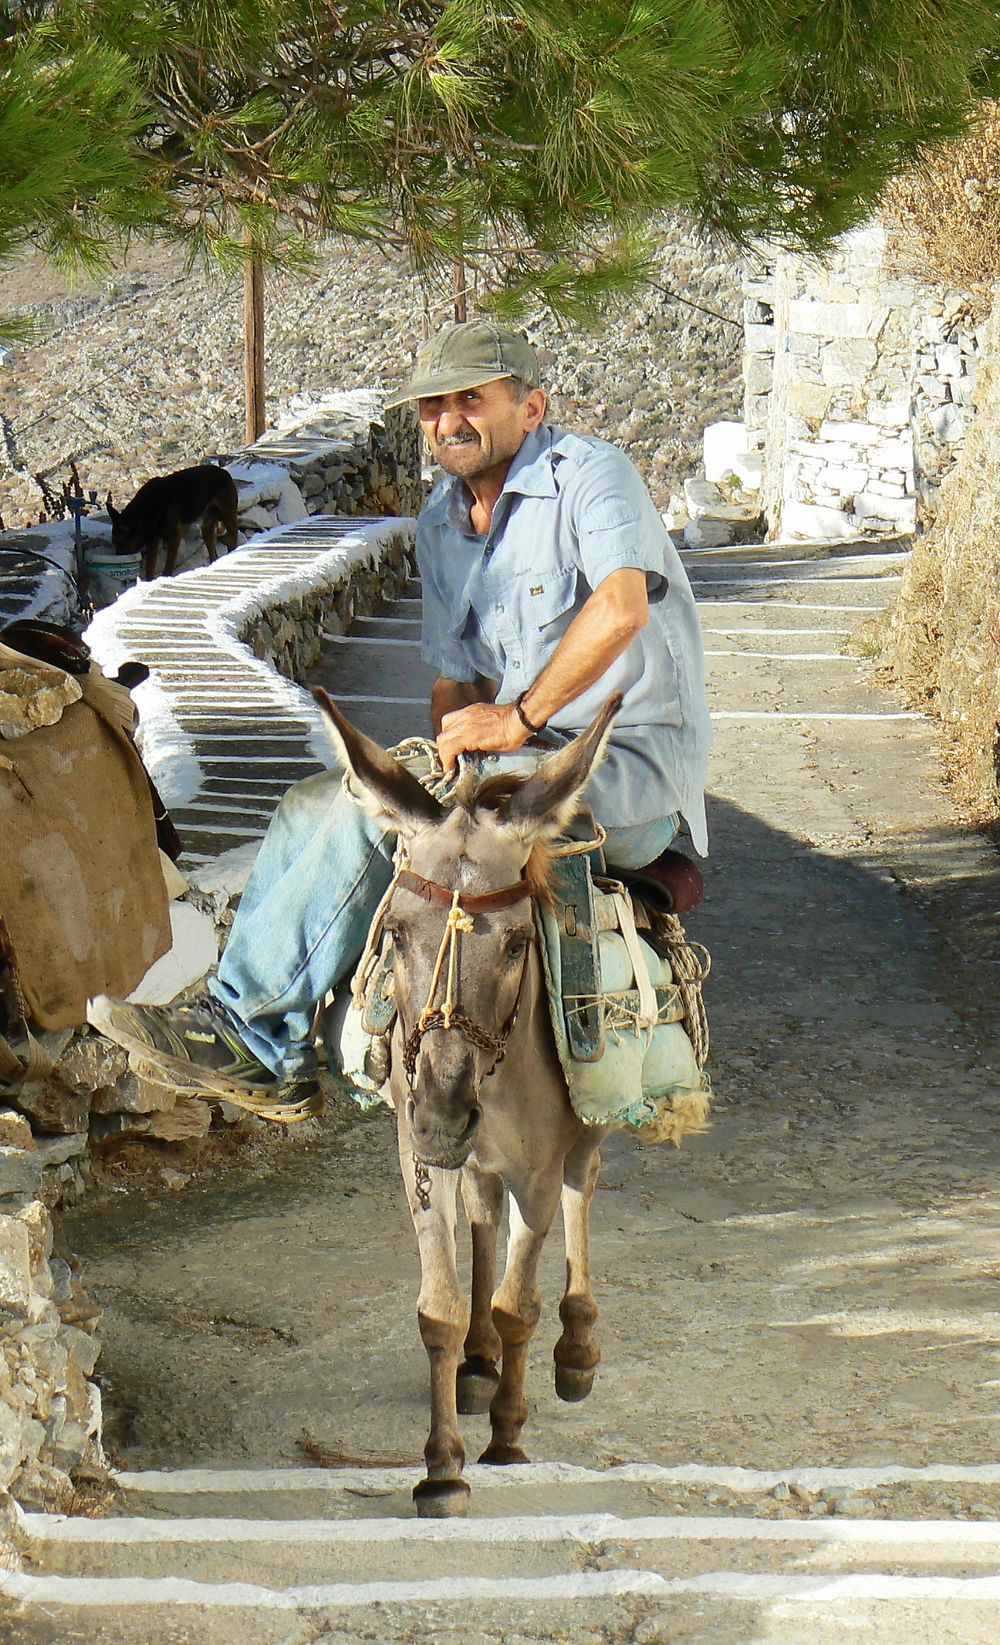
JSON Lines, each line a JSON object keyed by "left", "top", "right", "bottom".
{"left": 505, "top": 931, "right": 531, "bottom": 960}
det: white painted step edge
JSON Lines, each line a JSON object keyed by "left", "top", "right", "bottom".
{"left": 20, "top": 1509, "right": 1000, "bottom": 1547}
{"left": 7, "top": 1568, "right": 1000, "bottom": 1608}
{"left": 114, "top": 1461, "right": 1000, "bottom": 1494}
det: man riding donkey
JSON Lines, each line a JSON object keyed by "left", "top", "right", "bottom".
{"left": 91, "top": 323, "right": 712, "bottom": 1102}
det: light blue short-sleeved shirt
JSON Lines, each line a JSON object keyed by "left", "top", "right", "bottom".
{"left": 416, "top": 424, "right": 711, "bottom": 853}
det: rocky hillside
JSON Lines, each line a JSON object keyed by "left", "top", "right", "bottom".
{"left": 0, "top": 219, "right": 742, "bottom": 525}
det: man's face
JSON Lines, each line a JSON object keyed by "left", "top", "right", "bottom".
{"left": 418, "top": 379, "right": 546, "bottom": 484}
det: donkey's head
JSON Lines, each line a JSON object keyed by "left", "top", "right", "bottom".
{"left": 314, "top": 691, "right": 620, "bottom": 1168}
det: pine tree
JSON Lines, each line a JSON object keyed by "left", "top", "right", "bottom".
{"left": 4, "top": 1, "right": 999, "bottom": 317}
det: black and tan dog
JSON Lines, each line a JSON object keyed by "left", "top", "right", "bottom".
{"left": 107, "top": 464, "right": 240, "bottom": 580}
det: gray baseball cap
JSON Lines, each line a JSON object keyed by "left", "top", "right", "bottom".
{"left": 384, "top": 321, "right": 541, "bottom": 408}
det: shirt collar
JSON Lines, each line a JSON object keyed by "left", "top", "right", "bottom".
{"left": 441, "top": 424, "right": 559, "bottom": 531}
{"left": 500, "top": 425, "right": 559, "bottom": 498}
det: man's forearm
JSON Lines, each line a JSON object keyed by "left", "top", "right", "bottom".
{"left": 431, "top": 674, "right": 497, "bottom": 734}
{"left": 519, "top": 570, "right": 648, "bottom": 728}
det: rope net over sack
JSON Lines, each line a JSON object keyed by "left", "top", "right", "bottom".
{"left": 647, "top": 910, "right": 712, "bottom": 1070}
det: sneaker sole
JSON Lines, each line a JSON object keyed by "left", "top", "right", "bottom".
{"left": 87, "top": 994, "right": 278, "bottom": 1101}
{"left": 130, "top": 1056, "right": 322, "bottom": 1122}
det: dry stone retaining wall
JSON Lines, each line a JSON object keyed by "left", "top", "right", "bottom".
{"left": 744, "top": 223, "right": 982, "bottom": 541}
{"left": 227, "top": 393, "right": 422, "bottom": 538}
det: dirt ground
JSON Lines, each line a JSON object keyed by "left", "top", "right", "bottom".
{"left": 62, "top": 551, "right": 1000, "bottom": 1509}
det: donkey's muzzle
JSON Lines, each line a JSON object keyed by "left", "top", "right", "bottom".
{"left": 407, "top": 1096, "right": 482, "bottom": 1169}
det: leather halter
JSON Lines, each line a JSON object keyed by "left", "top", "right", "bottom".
{"left": 395, "top": 869, "right": 534, "bottom": 1089}
{"left": 397, "top": 868, "right": 533, "bottom": 914}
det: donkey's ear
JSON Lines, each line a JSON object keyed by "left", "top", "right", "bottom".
{"left": 312, "top": 688, "right": 443, "bottom": 835}
{"left": 106, "top": 494, "right": 118, "bottom": 521}
{"left": 498, "top": 693, "right": 621, "bottom": 842}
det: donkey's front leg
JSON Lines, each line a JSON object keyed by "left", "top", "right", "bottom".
{"left": 480, "top": 1180, "right": 562, "bottom": 1466}
{"left": 457, "top": 1162, "right": 503, "bottom": 1414}
{"left": 398, "top": 1132, "right": 470, "bottom": 1518}
{"left": 554, "top": 1126, "right": 607, "bottom": 1402}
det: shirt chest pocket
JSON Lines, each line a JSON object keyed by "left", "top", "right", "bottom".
{"left": 518, "top": 566, "right": 580, "bottom": 632}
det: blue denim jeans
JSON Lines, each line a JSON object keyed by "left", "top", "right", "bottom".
{"left": 208, "top": 753, "right": 678, "bottom": 1079}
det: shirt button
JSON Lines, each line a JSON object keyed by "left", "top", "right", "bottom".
{"left": 495, "top": 603, "right": 504, "bottom": 613}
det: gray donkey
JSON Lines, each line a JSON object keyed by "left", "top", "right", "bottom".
{"left": 316, "top": 690, "right": 622, "bottom": 1518}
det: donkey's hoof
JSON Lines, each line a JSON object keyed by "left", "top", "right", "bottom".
{"left": 413, "top": 1477, "right": 471, "bottom": 1518}
{"left": 478, "top": 1442, "right": 530, "bottom": 1466}
{"left": 555, "top": 1363, "right": 596, "bottom": 1403}
{"left": 456, "top": 1357, "right": 500, "bottom": 1415}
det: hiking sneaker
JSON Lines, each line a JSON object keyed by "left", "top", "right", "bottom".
{"left": 87, "top": 993, "right": 276, "bottom": 1098}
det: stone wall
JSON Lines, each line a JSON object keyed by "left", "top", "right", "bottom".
{"left": 0, "top": 392, "right": 422, "bottom": 619}
{"left": 228, "top": 393, "right": 422, "bottom": 539}
{"left": 1, "top": 1106, "right": 102, "bottom": 1536}
{"left": 246, "top": 527, "right": 415, "bottom": 682}
{"left": 744, "top": 224, "right": 982, "bottom": 541}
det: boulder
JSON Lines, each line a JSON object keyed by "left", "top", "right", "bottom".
{"left": 0, "top": 1214, "right": 33, "bottom": 1315}
{"left": 0, "top": 1147, "right": 43, "bottom": 1204}
{"left": 927, "top": 403, "right": 966, "bottom": 443}
{"left": 703, "top": 420, "right": 762, "bottom": 490}
{"left": 683, "top": 477, "right": 759, "bottom": 524}
{"left": 147, "top": 1098, "right": 212, "bottom": 1141}
{"left": 239, "top": 504, "right": 277, "bottom": 532}
{"left": 10, "top": 1078, "right": 90, "bottom": 1137}
{"left": 0, "top": 1110, "right": 34, "bottom": 1152}
{"left": 89, "top": 1074, "right": 178, "bottom": 1116}
{"left": 276, "top": 481, "right": 308, "bottom": 524}
{"left": 54, "top": 1036, "right": 127, "bottom": 1094}
{"left": 683, "top": 519, "right": 735, "bottom": 549}
{"left": 782, "top": 501, "right": 857, "bottom": 541}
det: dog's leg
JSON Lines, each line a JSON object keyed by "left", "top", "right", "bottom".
{"left": 202, "top": 510, "right": 220, "bottom": 564}
{"left": 163, "top": 516, "right": 183, "bottom": 578}
{"left": 143, "top": 540, "right": 157, "bottom": 581}
{"left": 222, "top": 486, "right": 239, "bottom": 552}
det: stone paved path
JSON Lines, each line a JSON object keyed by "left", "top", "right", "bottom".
{"left": 9, "top": 535, "right": 1000, "bottom": 1644}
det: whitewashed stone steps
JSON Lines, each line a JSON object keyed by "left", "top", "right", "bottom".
{"left": 18, "top": 1508, "right": 1000, "bottom": 1589}
{"left": 9, "top": 1458, "right": 1000, "bottom": 1645}
{"left": 679, "top": 539, "right": 911, "bottom": 564}
{"left": 86, "top": 515, "right": 416, "bottom": 870}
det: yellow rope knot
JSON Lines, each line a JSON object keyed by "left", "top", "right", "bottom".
{"left": 449, "top": 905, "right": 475, "bottom": 935}
{"left": 419, "top": 890, "right": 474, "bottom": 1033}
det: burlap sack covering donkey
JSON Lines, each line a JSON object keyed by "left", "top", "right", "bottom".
{"left": 0, "top": 638, "right": 171, "bottom": 1036}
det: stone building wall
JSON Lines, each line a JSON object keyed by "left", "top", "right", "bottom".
{"left": 744, "top": 224, "right": 982, "bottom": 541}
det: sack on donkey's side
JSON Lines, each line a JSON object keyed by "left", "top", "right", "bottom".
{"left": 328, "top": 886, "right": 710, "bottom": 1146}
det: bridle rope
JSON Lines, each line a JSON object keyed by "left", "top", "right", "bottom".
{"left": 344, "top": 736, "right": 609, "bottom": 1091}
{"left": 399, "top": 873, "right": 534, "bottom": 1089}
